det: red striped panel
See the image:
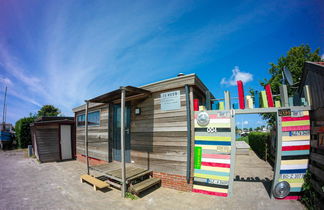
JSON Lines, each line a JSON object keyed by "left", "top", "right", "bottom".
{"left": 281, "top": 116, "right": 310, "bottom": 122}
{"left": 282, "top": 145, "right": 310, "bottom": 151}
{"left": 282, "top": 125, "right": 310, "bottom": 132}
{"left": 265, "top": 84, "right": 274, "bottom": 107}
{"left": 202, "top": 154, "right": 231, "bottom": 159}
{"left": 276, "top": 196, "right": 300, "bottom": 200}
{"left": 237, "top": 80, "right": 245, "bottom": 109}
{"left": 192, "top": 189, "right": 228, "bottom": 197}
{"left": 201, "top": 162, "right": 231, "bottom": 168}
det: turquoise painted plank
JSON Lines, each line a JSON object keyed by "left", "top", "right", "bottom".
{"left": 194, "top": 169, "right": 230, "bottom": 177}
{"left": 290, "top": 187, "right": 302, "bottom": 192}
{"left": 282, "top": 150, "right": 310, "bottom": 156}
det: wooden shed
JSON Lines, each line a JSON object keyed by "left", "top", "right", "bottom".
{"left": 30, "top": 117, "right": 76, "bottom": 163}
{"left": 73, "top": 74, "right": 212, "bottom": 193}
{"left": 298, "top": 61, "right": 324, "bottom": 207}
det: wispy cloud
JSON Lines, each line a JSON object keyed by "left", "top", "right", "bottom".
{"left": 220, "top": 66, "right": 253, "bottom": 86}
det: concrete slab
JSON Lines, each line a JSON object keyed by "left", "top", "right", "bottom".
{"left": 0, "top": 150, "right": 305, "bottom": 210}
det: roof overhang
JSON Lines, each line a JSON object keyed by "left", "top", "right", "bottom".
{"left": 88, "top": 86, "right": 151, "bottom": 103}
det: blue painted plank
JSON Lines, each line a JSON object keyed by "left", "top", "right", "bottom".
{"left": 290, "top": 187, "right": 302, "bottom": 192}
{"left": 280, "top": 169, "right": 307, "bottom": 174}
{"left": 254, "top": 91, "right": 260, "bottom": 108}
{"left": 195, "top": 141, "right": 231, "bottom": 146}
{"left": 282, "top": 150, "right": 310, "bottom": 156}
{"left": 194, "top": 169, "right": 230, "bottom": 177}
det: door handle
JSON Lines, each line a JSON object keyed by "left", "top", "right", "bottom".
{"left": 125, "top": 128, "right": 130, "bottom": 134}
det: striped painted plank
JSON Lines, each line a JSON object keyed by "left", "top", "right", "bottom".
{"left": 282, "top": 141, "right": 310, "bottom": 146}
{"left": 280, "top": 173, "right": 305, "bottom": 179}
{"left": 282, "top": 145, "right": 310, "bottom": 151}
{"left": 194, "top": 169, "right": 230, "bottom": 177}
{"left": 279, "top": 178, "right": 304, "bottom": 183}
{"left": 193, "top": 177, "right": 229, "bottom": 185}
{"left": 281, "top": 155, "right": 309, "bottom": 160}
{"left": 193, "top": 180, "right": 228, "bottom": 189}
{"left": 202, "top": 149, "right": 231, "bottom": 155}
{"left": 199, "top": 145, "right": 231, "bottom": 152}
{"left": 195, "top": 136, "right": 231, "bottom": 141}
{"left": 195, "top": 123, "right": 231, "bottom": 128}
{"left": 282, "top": 135, "right": 310, "bottom": 141}
{"left": 280, "top": 164, "right": 308, "bottom": 170}
{"left": 276, "top": 196, "right": 300, "bottom": 200}
{"left": 195, "top": 141, "right": 231, "bottom": 146}
{"left": 202, "top": 154, "right": 230, "bottom": 159}
{"left": 192, "top": 189, "right": 227, "bottom": 197}
{"left": 280, "top": 169, "right": 307, "bottom": 174}
{"left": 282, "top": 150, "right": 310, "bottom": 156}
{"left": 194, "top": 173, "right": 230, "bottom": 181}
{"left": 281, "top": 116, "right": 309, "bottom": 122}
{"left": 282, "top": 120, "right": 310, "bottom": 127}
{"left": 201, "top": 158, "right": 230, "bottom": 164}
{"left": 290, "top": 187, "right": 302, "bottom": 192}
{"left": 193, "top": 184, "right": 228, "bottom": 193}
{"left": 281, "top": 159, "right": 308, "bottom": 165}
{"left": 200, "top": 165, "right": 231, "bottom": 172}
{"left": 195, "top": 128, "right": 231, "bottom": 133}
{"left": 201, "top": 162, "right": 230, "bottom": 168}
{"left": 194, "top": 114, "right": 230, "bottom": 120}
{"left": 282, "top": 125, "right": 310, "bottom": 132}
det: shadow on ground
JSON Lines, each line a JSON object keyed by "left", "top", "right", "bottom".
{"left": 234, "top": 175, "right": 272, "bottom": 198}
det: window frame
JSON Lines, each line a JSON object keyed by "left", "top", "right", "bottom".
{"left": 76, "top": 110, "right": 101, "bottom": 127}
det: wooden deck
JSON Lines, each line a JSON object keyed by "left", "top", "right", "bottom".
{"left": 90, "top": 162, "right": 151, "bottom": 184}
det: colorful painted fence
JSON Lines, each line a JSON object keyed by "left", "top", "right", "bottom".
{"left": 193, "top": 110, "right": 234, "bottom": 197}
{"left": 277, "top": 110, "right": 310, "bottom": 200}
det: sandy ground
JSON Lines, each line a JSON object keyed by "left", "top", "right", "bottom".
{"left": 0, "top": 149, "right": 305, "bottom": 210}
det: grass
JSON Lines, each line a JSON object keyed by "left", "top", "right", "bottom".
{"left": 125, "top": 192, "right": 139, "bottom": 200}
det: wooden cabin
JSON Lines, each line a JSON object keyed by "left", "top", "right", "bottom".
{"left": 72, "top": 74, "right": 213, "bottom": 192}
{"left": 30, "top": 117, "right": 76, "bottom": 163}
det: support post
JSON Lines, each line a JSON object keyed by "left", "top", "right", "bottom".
{"left": 205, "top": 91, "right": 211, "bottom": 110}
{"left": 224, "top": 91, "right": 231, "bottom": 110}
{"left": 185, "top": 85, "right": 192, "bottom": 184}
{"left": 84, "top": 100, "right": 90, "bottom": 175}
{"left": 280, "top": 85, "right": 289, "bottom": 107}
{"left": 120, "top": 87, "right": 126, "bottom": 198}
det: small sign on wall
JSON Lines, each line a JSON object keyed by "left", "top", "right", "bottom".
{"left": 160, "top": 90, "right": 181, "bottom": 111}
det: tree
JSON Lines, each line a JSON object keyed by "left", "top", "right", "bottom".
{"left": 260, "top": 44, "right": 322, "bottom": 125}
{"left": 15, "top": 116, "right": 36, "bottom": 148}
{"left": 37, "top": 105, "right": 61, "bottom": 117}
{"left": 249, "top": 128, "right": 253, "bottom": 132}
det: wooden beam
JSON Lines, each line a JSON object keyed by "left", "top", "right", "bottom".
{"left": 120, "top": 87, "right": 126, "bottom": 198}
{"left": 85, "top": 100, "right": 89, "bottom": 175}
{"left": 280, "top": 85, "right": 289, "bottom": 107}
{"left": 124, "top": 86, "right": 151, "bottom": 95}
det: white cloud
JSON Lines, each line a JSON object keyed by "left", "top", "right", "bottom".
{"left": 243, "top": 120, "right": 249, "bottom": 125}
{"left": 220, "top": 66, "right": 253, "bottom": 86}
{"left": 0, "top": 76, "right": 12, "bottom": 86}
{"left": 321, "top": 53, "right": 324, "bottom": 60}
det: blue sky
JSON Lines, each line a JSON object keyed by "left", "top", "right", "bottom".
{"left": 0, "top": 0, "right": 323, "bottom": 126}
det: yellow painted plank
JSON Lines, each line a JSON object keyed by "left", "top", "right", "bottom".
{"left": 194, "top": 173, "right": 229, "bottom": 181}
{"left": 282, "top": 135, "right": 310, "bottom": 141}
{"left": 289, "top": 182, "right": 304, "bottom": 188}
{"left": 282, "top": 120, "right": 310, "bottom": 127}
{"left": 193, "top": 184, "right": 228, "bottom": 193}
{"left": 195, "top": 136, "right": 231, "bottom": 141}
{"left": 200, "top": 166, "right": 231, "bottom": 172}
{"left": 281, "top": 159, "right": 309, "bottom": 165}
{"left": 279, "top": 178, "right": 304, "bottom": 184}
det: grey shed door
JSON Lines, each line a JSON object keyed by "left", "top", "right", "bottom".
{"left": 36, "top": 128, "right": 60, "bottom": 162}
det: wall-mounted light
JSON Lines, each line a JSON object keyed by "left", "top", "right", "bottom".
{"left": 135, "top": 108, "right": 141, "bottom": 115}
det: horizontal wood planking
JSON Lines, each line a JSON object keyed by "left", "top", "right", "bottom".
{"left": 309, "top": 164, "right": 324, "bottom": 182}
{"left": 130, "top": 88, "right": 188, "bottom": 176}
{"left": 76, "top": 106, "right": 109, "bottom": 160}
{"left": 35, "top": 128, "right": 60, "bottom": 162}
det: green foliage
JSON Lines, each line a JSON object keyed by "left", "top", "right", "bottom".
{"left": 15, "top": 117, "right": 35, "bottom": 148}
{"left": 260, "top": 44, "right": 322, "bottom": 125}
{"left": 125, "top": 192, "right": 138, "bottom": 200}
{"left": 248, "top": 132, "right": 270, "bottom": 160}
{"left": 300, "top": 171, "right": 320, "bottom": 210}
{"left": 236, "top": 136, "right": 249, "bottom": 144}
{"left": 37, "top": 105, "right": 61, "bottom": 117}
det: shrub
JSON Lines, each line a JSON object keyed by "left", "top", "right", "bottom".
{"left": 15, "top": 117, "right": 35, "bottom": 148}
{"left": 248, "top": 132, "right": 270, "bottom": 160}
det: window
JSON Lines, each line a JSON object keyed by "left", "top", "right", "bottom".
{"left": 77, "top": 111, "right": 100, "bottom": 127}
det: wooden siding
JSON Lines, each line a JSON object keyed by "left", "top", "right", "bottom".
{"left": 75, "top": 104, "right": 109, "bottom": 161}
{"left": 130, "top": 88, "right": 188, "bottom": 176}
{"left": 35, "top": 127, "right": 60, "bottom": 162}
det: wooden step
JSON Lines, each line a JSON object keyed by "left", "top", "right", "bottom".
{"left": 80, "top": 174, "right": 109, "bottom": 191}
{"left": 130, "top": 178, "right": 161, "bottom": 195}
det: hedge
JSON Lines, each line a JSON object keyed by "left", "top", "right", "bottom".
{"left": 15, "top": 117, "right": 35, "bottom": 148}
{"left": 248, "top": 132, "right": 270, "bottom": 160}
